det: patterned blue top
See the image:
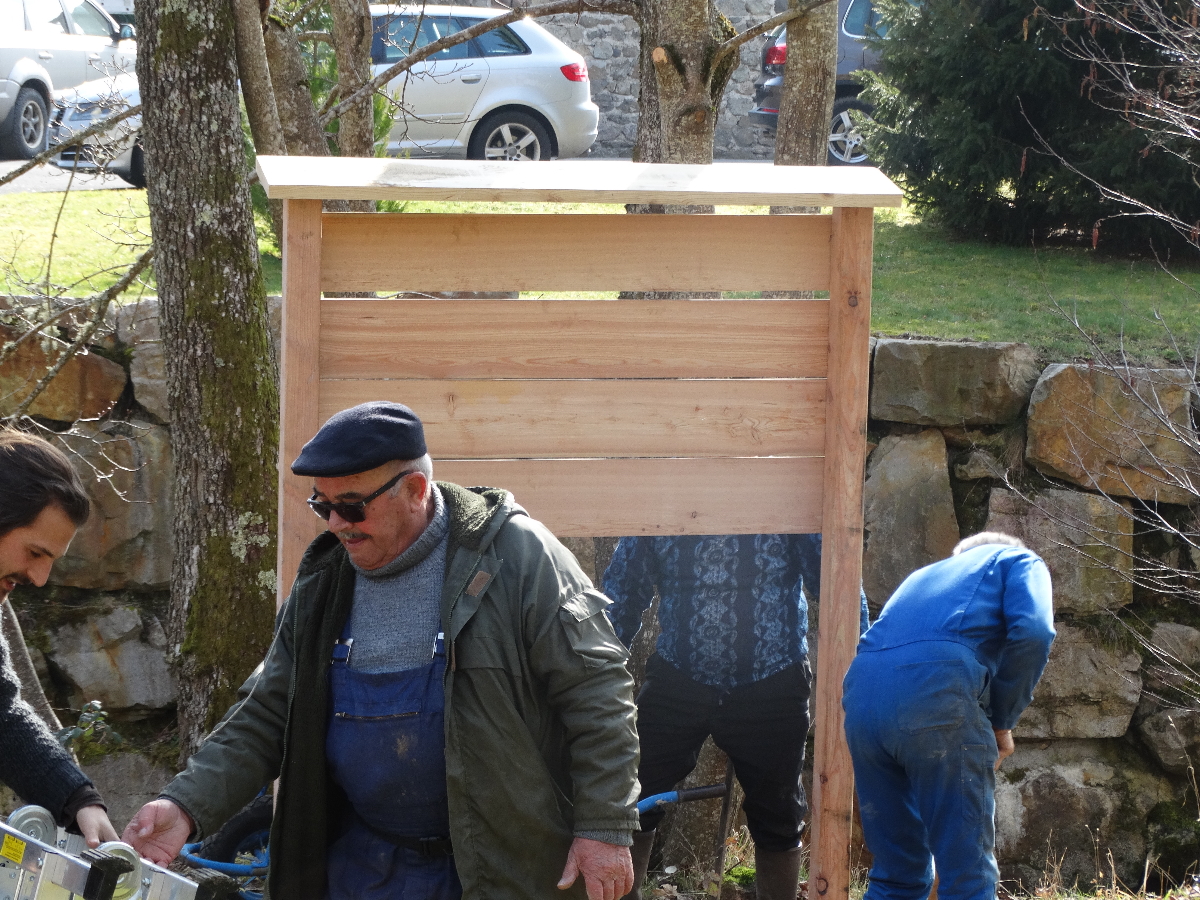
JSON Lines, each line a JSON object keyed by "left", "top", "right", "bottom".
{"left": 603, "top": 534, "right": 868, "bottom": 690}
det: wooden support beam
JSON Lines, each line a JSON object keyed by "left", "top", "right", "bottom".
{"left": 320, "top": 213, "right": 832, "bottom": 293}
{"left": 318, "top": 378, "right": 827, "bottom": 459}
{"left": 320, "top": 299, "right": 830, "bottom": 380}
{"left": 809, "top": 207, "right": 874, "bottom": 900}
{"left": 431, "top": 456, "right": 825, "bottom": 536}
{"left": 278, "top": 199, "right": 324, "bottom": 603}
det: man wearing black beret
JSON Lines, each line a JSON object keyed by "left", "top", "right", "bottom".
{"left": 125, "top": 402, "right": 641, "bottom": 900}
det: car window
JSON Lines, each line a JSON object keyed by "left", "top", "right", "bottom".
{"left": 1, "top": 0, "right": 24, "bottom": 31}
{"left": 26, "top": 0, "right": 69, "bottom": 33}
{"left": 457, "top": 19, "right": 529, "bottom": 57}
{"left": 842, "top": 0, "right": 887, "bottom": 37}
{"left": 66, "top": 0, "right": 112, "bottom": 35}
{"left": 371, "top": 13, "right": 469, "bottom": 63}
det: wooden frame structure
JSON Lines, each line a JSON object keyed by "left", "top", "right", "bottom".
{"left": 258, "top": 155, "right": 902, "bottom": 900}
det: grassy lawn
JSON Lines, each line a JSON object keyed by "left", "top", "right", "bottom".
{"left": 3, "top": 189, "right": 1196, "bottom": 364}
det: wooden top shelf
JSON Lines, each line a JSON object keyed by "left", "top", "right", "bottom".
{"left": 256, "top": 156, "right": 903, "bottom": 207}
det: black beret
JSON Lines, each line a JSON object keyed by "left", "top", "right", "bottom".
{"left": 291, "top": 401, "right": 428, "bottom": 477}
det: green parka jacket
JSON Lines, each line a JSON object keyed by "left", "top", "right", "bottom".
{"left": 162, "top": 483, "right": 641, "bottom": 900}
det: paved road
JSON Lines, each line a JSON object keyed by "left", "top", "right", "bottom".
{"left": 0, "top": 159, "right": 136, "bottom": 195}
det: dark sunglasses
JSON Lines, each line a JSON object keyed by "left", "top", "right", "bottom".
{"left": 307, "top": 470, "right": 414, "bottom": 523}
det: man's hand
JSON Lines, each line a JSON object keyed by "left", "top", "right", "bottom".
{"left": 994, "top": 728, "right": 1014, "bottom": 771}
{"left": 122, "top": 799, "right": 194, "bottom": 865}
{"left": 557, "top": 837, "right": 634, "bottom": 900}
{"left": 74, "top": 805, "right": 119, "bottom": 848}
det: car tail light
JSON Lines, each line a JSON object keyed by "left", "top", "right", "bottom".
{"left": 560, "top": 62, "right": 588, "bottom": 82}
{"left": 765, "top": 42, "right": 787, "bottom": 66}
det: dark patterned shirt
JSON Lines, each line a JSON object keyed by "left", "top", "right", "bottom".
{"left": 603, "top": 534, "right": 868, "bottom": 689}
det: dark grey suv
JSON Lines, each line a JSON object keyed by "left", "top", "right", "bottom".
{"left": 748, "top": 0, "right": 884, "bottom": 165}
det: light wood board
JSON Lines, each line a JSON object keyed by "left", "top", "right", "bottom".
{"left": 430, "top": 457, "right": 824, "bottom": 536}
{"left": 809, "top": 207, "right": 875, "bottom": 900}
{"left": 278, "top": 199, "right": 325, "bottom": 597}
{"left": 318, "top": 378, "right": 827, "bottom": 459}
{"left": 257, "top": 156, "right": 904, "bottom": 208}
{"left": 320, "top": 299, "right": 830, "bottom": 380}
{"left": 321, "top": 213, "right": 831, "bottom": 293}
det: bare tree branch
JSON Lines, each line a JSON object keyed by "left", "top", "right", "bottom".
{"left": 282, "top": 0, "right": 325, "bottom": 28}
{"left": 710, "top": 0, "right": 836, "bottom": 72}
{"left": 320, "top": 0, "right": 641, "bottom": 128}
{"left": 8, "top": 248, "right": 154, "bottom": 419}
{"left": 0, "top": 104, "right": 141, "bottom": 190}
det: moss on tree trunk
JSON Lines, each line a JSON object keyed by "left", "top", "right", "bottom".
{"left": 135, "top": 0, "right": 279, "bottom": 761}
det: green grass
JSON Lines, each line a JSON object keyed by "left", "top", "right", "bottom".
{"left": 3, "top": 190, "right": 1196, "bottom": 364}
{"left": 870, "top": 207, "right": 1200, "bottom": 364}
{"left": 0, "top": 188, "right": 282, "bottom": 297}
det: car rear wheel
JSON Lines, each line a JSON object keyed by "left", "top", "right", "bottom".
{"left": 828, "top": 97, "right": 872, "bottom": 166}
{"left": 468, "top": 111, "right": 552, "bottom": 161}
{"left": 1, "top": 87, "right": 49, "bottom": 160}
{"left": 123, "top": 143, "right": 146, "bottom": 189}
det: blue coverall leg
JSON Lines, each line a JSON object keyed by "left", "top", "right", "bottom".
{"left": 843, "top": 641, "right": 999, "bottom": 900}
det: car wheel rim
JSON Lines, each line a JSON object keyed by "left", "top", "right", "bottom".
{"left": 828, "top": 110, "right": 868, "bottom": 164}
{"left": 20, "top": 101, "right": 45, "bottom": 150}
{"left": 483, "top": 123, "right": 541, "bottom": 161}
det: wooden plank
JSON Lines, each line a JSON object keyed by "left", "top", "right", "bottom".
{"left": 257, "top": 156, "right": 904, "bottom": 207}
{"left": 278, "top": 199, "right": 325, "bottom": 603}
{"left": 429, "top": 457, "right": 824, "bottom": 536}
{"left": 320, "top": 214, "right": 831, "bottom": 293}
{"left": 318, "top": 379, "right": 826, "bottom": 459}
{"left": 809, "top": 207, "right": 874, "bottom": 900}
{"left": 320, "top": 299, "right": 830, "bottom": 380}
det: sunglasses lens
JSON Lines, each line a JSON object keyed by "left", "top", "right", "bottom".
{"left": 335, "top": 505, "right": 366, "bottom": 524}
{"left": 308, "top": 498, "right": 368, "bottom": 523}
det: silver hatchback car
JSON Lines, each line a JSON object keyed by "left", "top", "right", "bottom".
{"left": 370, "top": 4, "right": 599, "bottom": 160}
{"left": 1, "top": 0, "right": 135, "bottom": 158}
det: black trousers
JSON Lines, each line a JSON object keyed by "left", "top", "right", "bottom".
{"left": 634, "top": 654, "right": 813, "bottom": 852}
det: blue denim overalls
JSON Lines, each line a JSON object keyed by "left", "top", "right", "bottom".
{"left": 325, "top": 623, "right": 461, "bottom": 900}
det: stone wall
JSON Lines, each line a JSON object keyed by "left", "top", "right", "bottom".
{"left": 5, "top": 311, "right": 1200, "bottom": 887}
{"left": 537, "top": 2, "right": 779, "bottom": 160}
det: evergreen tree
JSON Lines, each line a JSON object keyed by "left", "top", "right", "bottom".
{"left": 861, "top": 0, "right": 1199, "bottom": 249}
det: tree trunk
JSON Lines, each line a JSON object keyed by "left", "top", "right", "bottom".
{"left": 631, "top": 0, "right": 736, "bottom": 165}
{"left": 328, "top": 0, "right": 375, "bottom": 214}
{"left": 766, "top": 0, "right": 837, "bottom": 299}
{"left": 264, "top": 18, "right": 331, "bottom": 157}
{"left": 231, "top": 0, "right": 285, "bottom": 239}
{"left": 773, "top": 0, "right": 837, "bottom": 169}
{"left": 135, "top": 0, "right": 280, "bottom": 762}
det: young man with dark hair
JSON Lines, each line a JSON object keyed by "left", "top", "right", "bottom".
{"left": 0, "top": 429, "right": 118, "bottom": 847}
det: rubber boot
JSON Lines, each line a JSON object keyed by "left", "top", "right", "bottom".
{"left": 622, "top": 830, "right": 656, "bottom": 900}
{"left": 754, "top": 847, "right": 803, "bottom": 900}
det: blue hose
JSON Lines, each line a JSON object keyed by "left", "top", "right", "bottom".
{"left": 180, "top": 842, "right": 269, "bottom": 877}
{"left": 636, "top": 791, "right": 681, "bottom": 814}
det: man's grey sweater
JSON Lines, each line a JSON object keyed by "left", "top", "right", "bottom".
{"left": 348, "top": 486, "right": 448, "bottom": 672}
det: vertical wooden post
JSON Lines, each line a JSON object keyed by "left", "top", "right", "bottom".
{"left": 809, "top": 206, "right": 874, "bottom": 900}
{"left": 278, "top": 199, "right": 323, "bottom": 604}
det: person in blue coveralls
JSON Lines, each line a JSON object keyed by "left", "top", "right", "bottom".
{"left": 842, "top": 532, "right": 1056, "bottom": 900}
{"left": 603, "top": 534, "right": 868, "bottom": 900}
{"left": 124, "top": 402, "right": 640, "bottom": 900}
